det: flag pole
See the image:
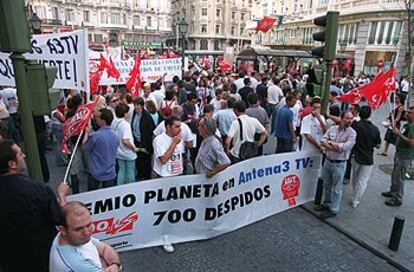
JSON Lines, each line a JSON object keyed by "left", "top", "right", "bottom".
{"left": 389, "top": 92, "right": 395, "bottom": 127}
{"left": 63, "top": 130, "right": 84, "bottom": 184}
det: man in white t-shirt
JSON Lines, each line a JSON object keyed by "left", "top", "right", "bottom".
{"left": 153, "top": 116, "right": 185, "bottom": 177}
{"left": 152, "top": 116, "right": 185, "bottom": 254}
{"left": 49, "top": 201, "right": 121, "bottom": 272}
{"left": 225, "top": 100, "right": 267, "bottom": 163}
{"left": 300, "top": 98, "right": 327, "bottom": 153}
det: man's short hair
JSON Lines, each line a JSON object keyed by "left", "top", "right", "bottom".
{"left": 247, "top": 92, "right": 258, "bottom": 105}
{"left": 311, "top": 97, "right": 321, "bottom": 106}
{"left": 98, "top": 108, "right": 114, "bottom": 126}
{"left": 59, "top": 201, "right": 89, "bottom": 228}
{"left": 286, "top": 94, "right": 297, "bottom": 102}
{"left": 133, "top": 97, "right": 145, "bottom": 106}
{"left": 227, "top": 97, "right": 236, "bottom": 109}
{"left": 187, "top": 92, "right": 197, "bottom": 101}
{"left": 115, "top": 103, "right": 129, "bottom": 118}
{"left": 165, "top": 116, "right": 180, "bottom": 127}
{"left": 359, "top": 105, "right": 372, "bottom": 119}
{"left": 272, "top": 77, "right": 280, "bottom": 85}
{"left": 243, "top": 77, "right": 251, "bottom": 86}
{"left": 341, "top": 110, "right": 352, "bottom": 119}
{"left": 203, "top": 104, "right": 214, "bottom": 115}
{"left": 234, "top": 100, "right": 247, "bottom": 113}
{"left": 0, "top": 139, "right": 16, "bottom": 175}
{"left": 352, "top": 104, "right": 361, "bottom": 113}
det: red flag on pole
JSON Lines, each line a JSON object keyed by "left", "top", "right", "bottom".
{"left": 218, "top": 58, "right": 232, "bottom": 71}
{"left": 106, "top": 57, "right": 121, "bottom": 79}
{"left": 126, "top": 52, "right": 142, "bottom": 97}
{"left": 61, "top": 98, "right": 98, "bottom": 154}
{"left": 89, "top": 55, "right": 107, "bottom": 94}
{"left": 337, "top": 85, "right": 364, "bottom": 104}
{"left": 360, "top": 67, "right": 396, "bottom": 110}
{"left": 256, "top": 17, "right": 276, "bottom": 33}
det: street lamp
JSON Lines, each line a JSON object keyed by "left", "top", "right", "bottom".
{"left": 29, "top": 13, "right": 42, "bottom": 34}
{"left": 339, "top": 39, "right": 347, "bottom": 52}
{"left": 178, "top": 18, "right": 188, "bottom": 79}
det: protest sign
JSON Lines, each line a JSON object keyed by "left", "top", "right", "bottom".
{"left": 0, "top": 30, "right": 88, "bottom": 91}
{"left": 69, "top": 151, "right": 321, "bottom": 252}
{"left": 97, "top": 57, "right": 182, "bottom": 85}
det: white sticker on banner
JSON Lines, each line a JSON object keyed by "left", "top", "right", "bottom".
{"left": 68, "top": 151, "right": 322, "bottom": 252}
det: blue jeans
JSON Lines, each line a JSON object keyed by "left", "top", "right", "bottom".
{"left": 52, "top": 123, "right": 67, "bottom": 166}
{"left": 321, "top": 160, "right": 346, "bottom": 214}
{"left": 117, "top": 159, "right": 136, "bottom": 185}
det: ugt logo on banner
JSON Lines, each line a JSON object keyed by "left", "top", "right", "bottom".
{"left": 281, "top": 174, "right": 301, "bottom": 207}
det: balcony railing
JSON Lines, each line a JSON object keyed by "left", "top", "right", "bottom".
{"left": 42, "top": 19, "right": 63, "bottom": 25}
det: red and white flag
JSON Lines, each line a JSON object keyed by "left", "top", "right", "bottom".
{"left": 256, "top": 17, "right": 276, "bottom": 33}
{"left": 106, "top": 57, "right": 121, "bottom": 79}
{"left": 360, "top": 67, "right": 397, "bottom": 110}
{"left": 126, "top": 52, "right": 142, "bottom": 97}
{"left": 61, "top": 98, "right": 98, "bottom": 154}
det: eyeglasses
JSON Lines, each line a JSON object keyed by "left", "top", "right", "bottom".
{"left": 111, "top": 99, "right": 118, "bottom": 103}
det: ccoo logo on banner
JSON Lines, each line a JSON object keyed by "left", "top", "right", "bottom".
{"left": 68, "top": 151, "right": 322, "bottom": 252}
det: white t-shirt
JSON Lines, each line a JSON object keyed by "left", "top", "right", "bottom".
{"left": 227, "top": 114, "right": 265, "bottom": 158}
{"left": 300, "top": 114, "right": 326, "bottom": 153}
{"left": 153, "top": 121, "right": 194, "bottom": 144}
{"left": 49, "top": 234, "right": 102, "bottom": 272}
{"left": 267, "top": 85, "right": 284, "bottom": 105}
{"left": 112, "top": 118, "right": 137, "bottom": 160}
{"left": 152, "top": 90, "right": 165, "bottom": 110}
{"left": 143, "top": 93, "right": 157, "bottom": 108}
{"left": 153, "top": 132, "right": 185, "bottom": 177}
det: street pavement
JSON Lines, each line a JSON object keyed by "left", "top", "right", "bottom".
{"left": 44, "top": 101, "right": 413, "bottom": 272}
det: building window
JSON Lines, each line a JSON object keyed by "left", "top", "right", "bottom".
{"left": 215, "top": 24, "right": 220, "bottom": 34}
{"left": 147, "top": 16, "right": 152, "bottom": 27}
{"left": 200, "top": 39, "right": 208, "bottom": 50}
{"left": 34, "top": 6, "right": 46, "bottom": 19}
{"left": 214, "top": 40, "right": 220, "bottom": 50}
{"left": 111, "top": 13, "right": 121, "bottom": 24}
{"left": 88, "top": 33, "right": 93, "bottom": 42}
{"left": 133, "top": 15, "right": 140, "bottom": 26}
{"left": 216, "top": 9, "right": 221, "bottom": 17}
{"left": 122, "top": 14, "right": 126, "bottom": 25}
{"left": 65, "top": 9, "right": 73, "bottom": 22}
{"left": 240, "top": 25, "right": 245, "bottom": 35}
{"left": 83, "top": 11, "right": 90, "bottom": 23}
{"left": 201, "top": 24, "right": 207, "bottom": 33}
{"left": 52, "top": 7, "right": 59, "bottom": 20}
{"left": 232, "top": 12, "right": 236, "bottom": 19}
{"left": 241, "top": 13, "right": 245, "bottom": 21}
{"left": 338, "top": 23, "right": 358, "bottom": 45}
{"left": 231, "top": 26, "right": 235, "bottom": 35}
{"left": 202, "top": 8, "right": 208, "bottom": 16}
{"left": 302, "top": 28, "right": 313, "bottom": 45}
{"left": 94, "top": 34, "right": 103, "bottom": 43}
{"left": 368, "top": 20, "right": 401, "bottom": 45}
{"left": 101, "top": 12, "right": 108, "bottom": 24}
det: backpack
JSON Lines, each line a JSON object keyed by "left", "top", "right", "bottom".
{"left": 238, "top": 118, "right": 259, "bottom": 161}
{"left": 162, "top": 100, "right": 174, "bottom": 117}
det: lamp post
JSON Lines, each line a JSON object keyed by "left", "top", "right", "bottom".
{"left": 29, "top": 13, "right": 42, "bottom": 34}
{"left": 178, "top": 19, "right": 188, "bottom": 79}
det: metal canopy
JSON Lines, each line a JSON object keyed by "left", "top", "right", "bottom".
{"left": 237, "top": 46, "right": 351, "bottom": 60}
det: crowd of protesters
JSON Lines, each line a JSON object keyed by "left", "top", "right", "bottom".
{"left": 1, "top": 64, "right": 414, "bottom": 257}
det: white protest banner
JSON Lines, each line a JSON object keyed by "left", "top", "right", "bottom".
{"left": 97, "top": 57, "right": 182, "bottom": 85}
{"left": 0, "top": 30, "right": 88, "bottom": 90}
{"left": 69, "top": 151, "right": 321, "bottom": 252}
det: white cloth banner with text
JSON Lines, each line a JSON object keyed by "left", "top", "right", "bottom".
{"left": 0, "top": 30, "right": 88, "bottom": 90}
{"left": 95, "top": 58, "right": 182, "bottom": 85}
{"left": 69, "top": 151, "right": 321, "bottom": 252}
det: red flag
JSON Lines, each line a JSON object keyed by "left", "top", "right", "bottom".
{"left": 167, "top": 48, "right": 178, "bottom": 58}
{"left": 256, "top": 16, "right": 276, "bottom": 33}
{"left": 360, "top": 67, "right": 397, "bottom": 110}
{"left": 343, "top": 59, "right": 352, "bottom": 71}
{"left": 89, "top": 69, "right": 103, "bottom": 95}
{"left": 61, "top": 98, "right": 98, "bottom": 154}
{"left": 126, "top": 52, "right": 142, "bottom": 97}
{"left": 106, "top": 57, "right": 121, "bottom": 79}
{"left": 218, "top": 58, "right": 232, "bottom": 72}
{"left": 99, "top": 54, "right": 108, "bottom": 72}
{"left": 201, "top": 55, "right": 211, "bottom": 68}
{"left": 337, "top": 85, "right": 364, "bottom": 104}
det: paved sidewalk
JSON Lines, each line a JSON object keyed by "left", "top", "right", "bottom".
{"left": 304, "top": 104, "right": 414, "bottom": 272}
